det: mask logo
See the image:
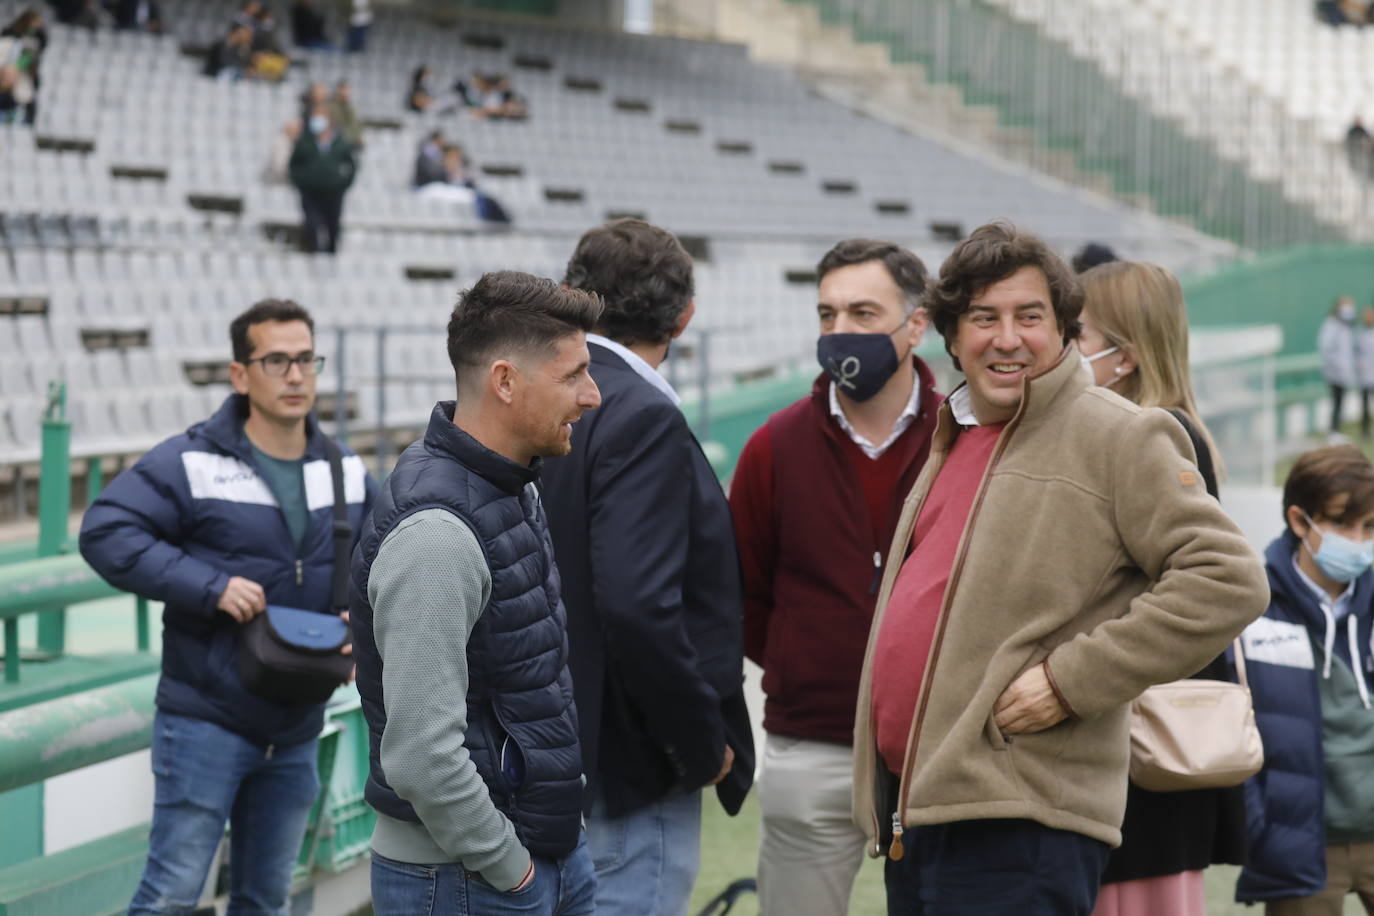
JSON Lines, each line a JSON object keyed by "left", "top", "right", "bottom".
{"left": 831, "top": 355, "right": 862, "bottom": 393}
{"left": 817, "top": 328, "right": 904, "bottom": 402}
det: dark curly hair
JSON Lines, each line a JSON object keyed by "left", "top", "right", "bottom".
{"left": 925, "top": 221, "right": 1082, "bottom": 369}
{"left": 562, "top": 219, "right": 694, "bottom": 347}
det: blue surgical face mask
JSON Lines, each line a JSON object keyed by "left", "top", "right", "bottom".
{"left": 817, "top": 324, "right": 904, "bottom": 402}
{"left": 1303, "top": 511, "right": 1374, "bottom": 583}
{"left": 309, "top": 114, "right": 329, "bottom": 135}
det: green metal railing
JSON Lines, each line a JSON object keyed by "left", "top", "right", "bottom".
{"left": 0, "top": 385, "right": 372, "bottom": 912}
{"left": 786, "top": 0, "right": 1364, "bottom": 248}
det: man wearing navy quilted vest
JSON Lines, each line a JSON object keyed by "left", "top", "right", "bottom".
{"left": 80, "top": 298, "right": 375, "bottom": 915}
{"left": 351, "top": 271, "right": 603, "bottom": 915}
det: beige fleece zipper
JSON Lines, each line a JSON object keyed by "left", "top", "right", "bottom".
{"left": 886, "top": 398, "right": 1027, "bottom": 860}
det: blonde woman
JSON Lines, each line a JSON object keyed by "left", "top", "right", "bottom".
{"left": 1079, "top": 261, "right": 1246, "bottom": 916}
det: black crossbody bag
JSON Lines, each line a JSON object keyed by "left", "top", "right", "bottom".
{"left": 237, "top": 437, "right": 354, "bottom": 705}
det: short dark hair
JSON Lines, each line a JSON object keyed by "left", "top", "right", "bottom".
{"left": 1071, "top": 242, "right": 1118, "bottom": 274}
{"left": 925, "top": 221, "right": 1082, "bottom": 368}
{"left": 1283, "top": 444, "right": 1374, "bottom": 526}
{"left": 447, "top": 271, "right": 604, "bottom": 394}
{"left": 563, "top": 219, "right": 694, "bottom": 347}
{"left": 230, "top": 299, "right": 315, "bottom": 362}
{"left": 816, "top": 238, "right": 929, "bottom": 313}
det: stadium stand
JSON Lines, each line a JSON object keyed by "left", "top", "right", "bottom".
{"left": 0, "top": 1, "right": 1236, "bottom": 507}
{"left": 983, "top": 0, "right": 1373, "bottom": 234}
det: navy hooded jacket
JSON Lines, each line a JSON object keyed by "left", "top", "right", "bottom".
{"left": 1238, "top": 531, "right": 1374, "bottom": 902}
{"left": 79, "top": 394, "right": 375, "bottom": 747}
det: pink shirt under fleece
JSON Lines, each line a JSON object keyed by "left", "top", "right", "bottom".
{"left": 872, "top": 422, "right": 1005, "bottom": 775}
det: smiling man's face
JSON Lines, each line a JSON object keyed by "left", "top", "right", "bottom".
{"left": 948, "top": 265, "right": 1064, "bottom": 424}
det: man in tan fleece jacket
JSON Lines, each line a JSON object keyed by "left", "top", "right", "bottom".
{"left": 852, "top": 222, "right": 1269, "bottom": 913}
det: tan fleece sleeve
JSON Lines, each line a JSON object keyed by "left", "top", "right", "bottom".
{"left": 1044, "top": 408, "right": 1270, "bottom": 719}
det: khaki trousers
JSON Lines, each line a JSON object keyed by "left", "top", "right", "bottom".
{"left": 1267, "top": 841, "right": 1374, "bottom": 916}
{"left": 756, "top": 734, "right": 868, "bottom": 916}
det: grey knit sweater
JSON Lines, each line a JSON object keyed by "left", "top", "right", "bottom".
{"left": 366, "top": 508, "right": 531, "bottom": 890}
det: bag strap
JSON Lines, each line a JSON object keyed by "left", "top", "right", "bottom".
{"left": 1232, "top": 637, "right": 1249, "bottom": 688}
{"left": 1166, "top": 409, "right": 1219, "bottom": 499}
{"left": 322, "top": 436, "right": 352, "bottom": 614}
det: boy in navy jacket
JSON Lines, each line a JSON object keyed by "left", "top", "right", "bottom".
{"left": 1240, "top": 444, "right": 1374, "bottom": 913}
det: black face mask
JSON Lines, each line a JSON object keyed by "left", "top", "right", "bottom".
{"left": 816, "top": 328, "right": 904, "bottom": 402}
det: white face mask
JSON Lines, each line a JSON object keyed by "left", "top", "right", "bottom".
{"left": 1341, "top": 303, "right": 1357, "bottom": 323}
{"left": 1080, "top": 345, "right": 1119, "bottom": 373}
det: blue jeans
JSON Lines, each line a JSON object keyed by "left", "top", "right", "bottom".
{"left": 128, "top": 712, "right": 320, "bottom": 915}
{"left": 884, "top": 818, "right": 1109, "bottom": 915}
{"left": 586, "top": 790, "right": 702, "bottom": 916}
{"left": 370, "top": 833, "right": 596, "bottom": 915}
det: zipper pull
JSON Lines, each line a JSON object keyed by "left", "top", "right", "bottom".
{"left": 296, "top": 559, "right": 303, "bottom": 586}
{"left": 889, "top": 812, "right": 905, "bottom": 861}
{"left": 868, "top": 551, "right": 882, "bottom": 596}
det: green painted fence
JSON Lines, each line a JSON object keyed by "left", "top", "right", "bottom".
{"left": 1182, "top": 245, "right": 1374, "bottom": 358}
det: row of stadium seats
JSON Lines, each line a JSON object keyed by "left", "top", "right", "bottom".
{"left": 0, "top": 2, "right": 1235, "bottom": 473}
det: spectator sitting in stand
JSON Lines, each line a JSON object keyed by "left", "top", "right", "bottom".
{"left": 231, "top": 0, "right": 261, "bottom": 31}
{"left": 407, "top": 65, "right": 433, "bottom": 113}
{"left": 412, "top": 129, "right": 446, "bottom": 188}
{"left": 415, "top": 144, "right": 511, "bottom": 224}
{"left": 291, "top": 0, "right": 331, "bottom": 49}
{"left": 0, "top": 64, "right": 26, "bottom": 124}
{"left": 105, "top": 0, "right": 162, "bottom": 31}
{"left": 203, "top": 24, "right": 256, "bottom": 80}
{"left": 250, "top": 3, "right": 285, "bottom": 55}
{"left": 330, "top": 79, "right": 363, "bottom": 148}
{"left": 454, "top": 71, "right": 527, "bottom": 120}
{"left": 51, "top": 0, "right": 104, "bottom": 29}
{"left": 1, "top": 7, "right": 46, "bottom": 124}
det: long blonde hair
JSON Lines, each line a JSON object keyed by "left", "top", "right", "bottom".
{"left": 1079, "top": 260, "right": 1223, "bottom": 474}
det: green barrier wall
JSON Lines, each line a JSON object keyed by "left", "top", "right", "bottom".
{"left": 1182, "top": 245, "right": 1374, "bottom": 357}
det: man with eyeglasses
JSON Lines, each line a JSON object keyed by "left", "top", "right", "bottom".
{"left": 80, "top": 298, "right": 376, "bottom": 915}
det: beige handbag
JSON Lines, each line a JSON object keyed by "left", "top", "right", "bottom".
{"left": 1128, "top": 639, "right": 1264, "bottom": 792}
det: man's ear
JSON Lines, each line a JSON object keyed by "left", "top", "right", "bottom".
{"left": 671, "top": 300, "right": 696, "bottom": 340}
{"left": 1286, "top": 504, "right": 1311, "bottom": 540}
{"left": 904, "top": 307, "right": 928, "bottom": 351}
{"left": 228, "top": 361, "right": 249, "bottom": 395}
{"left": 490, "top": 359, "right": 519, "bottom": 406}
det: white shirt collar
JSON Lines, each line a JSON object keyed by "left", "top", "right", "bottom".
{"left": 947, "top": 385, "right": 979, "bottom": 427}
{"left": 1292, "top": 551, "right": 1356, "bottom": 621}
{"left": 828, "top": 376, "right": 921, "bottom": 460}
{"left": 586, "top": 334, "right": 681, "bottom": 406}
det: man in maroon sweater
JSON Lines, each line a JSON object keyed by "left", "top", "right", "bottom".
{"left": 729, "top": 238, "right": 942, "bottom": 915}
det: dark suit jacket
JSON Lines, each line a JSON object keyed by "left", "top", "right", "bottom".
{"left": 541, "top": 342, "right": 754, "bottom": 818}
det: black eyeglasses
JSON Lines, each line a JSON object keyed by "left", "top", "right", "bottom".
{"left": 243, "top": 353, "right": 327, "bottom": 377}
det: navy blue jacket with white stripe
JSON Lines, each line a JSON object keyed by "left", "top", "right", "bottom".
{"left": 79, "top": 394, "right": 375, "bottom": 747}
{"left": 1237, "top": 531, "right": 1374, "bottom": 902}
